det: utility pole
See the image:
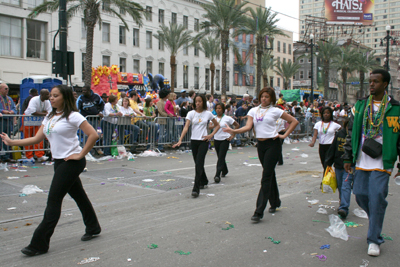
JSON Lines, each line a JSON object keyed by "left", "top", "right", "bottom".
{"left": 59, "top": 0, "right": 68, "bottom": 81}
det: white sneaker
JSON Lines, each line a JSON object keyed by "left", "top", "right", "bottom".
{"left": 368, "top": 243, "right": 380, "bottom": 256}
{"left": 228, "top": 144, "right": 232, "bottom": 150}
{"left": 36, "top": 156, "right": 49, "bottom": 162}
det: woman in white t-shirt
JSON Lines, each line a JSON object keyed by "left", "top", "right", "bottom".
{"left": 173, "top": 95, "right": 220, "bottom": 198}
{"left": 209, "top": 103, "right": 239, "bottom": 183}
{"left": 0, "top": 85, "right": 101, "bottom": 256}
{"left": 224, "top": 87, "right": 299, "bottom": 222}
{"left": 309, "top": 106, "right": 341, "bottom": 171}
{"left": 118, "top": 97, "right": 140, "bottom": 151}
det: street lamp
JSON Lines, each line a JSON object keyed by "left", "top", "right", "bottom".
{"left": 380, "top": 25, "right": 397, "bottom": 94}
{"left": 310, "top": 33, "right": 315, "bottom": 103}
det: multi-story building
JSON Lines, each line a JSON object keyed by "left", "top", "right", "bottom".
{"left": 0, "top": 0, "right": 235, "bottom": 96}
{"left": 271, "top": 29, "right": 294, "bottom": 90}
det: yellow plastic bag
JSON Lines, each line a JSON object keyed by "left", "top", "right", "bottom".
{"left": 322, "top": 166, "right": 337, "bottom": 193}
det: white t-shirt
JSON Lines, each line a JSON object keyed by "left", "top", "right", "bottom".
{"left": 119, "top": 106, "right": 135, "bottom": 116}
{"left": 247, "top": 106, "right": 284, "bottom": 138}
{"left": 42, "top": 112, "right": 85, "bottom": 159}
{"left": 356, "top": 100, "right": 389, "bottom": 172}
{"left": 313, "top": 121, "right": 341, "bottom": 144}
{"left": 213, "top": 115, "right": 235, "bottom": 140}
{"left": 24, "top": 96, "right": 52, "bottom": 115}
{"left": 103, "top": 102, "right": 119, "bottom": 124}
{"left": 338, "top": 109, "right": 347, "bottom": 121}
{"left": 186, "top": 110, "right": 214, "bottom": 140}
{"left": 333, "top": 110, "right": 339, "bottom": 121}
{"left": 207, "top": 101, "right": 213, "bottom": 111}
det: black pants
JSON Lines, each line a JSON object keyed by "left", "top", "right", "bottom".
{"left": 28, "top": 158, "right": 101, "bottom": 252}
{"left": 255, "top": 138, "right": 282, "bottom": 217}
{"left": 191, "top": 140, "right": 209, "bottom": 193}
{"left": 214, "top": 139, "right": 229, "bottom": 177}
{"left": 319, "top": 144, "right": 331, "bottom": 171}
{"left": 278, "top": 131, "right": 285, "bottom": 165}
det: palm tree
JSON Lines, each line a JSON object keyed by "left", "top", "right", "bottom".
{"left": 334, "top": 46, "right": 358, "bottom": 103}
{"left": 316, "top": 38, "right": 341, "bottom": 100}
{"left": 233, "top": 7, "right": 287, "bottom": 96}
{"left": 260, "top": 51, "right": 276, "bottom": 87}
{"left": 154, "top": 23, "right": 193, "bottom": 92}
{"left": 201, "top": 0, "right": 250, "bottom": 97}
{"left": 274, "top": 61, "right": 300, "bottom": 90}
{"left": 199, "top": 36, "right": 221, "bottom": 95}
{"left": 355, "top": 49, "right": 381, "bottom": 97}
{"left": 28, "top": 0, "right": 144, "bottom": 87}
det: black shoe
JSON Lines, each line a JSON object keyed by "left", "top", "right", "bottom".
{"left": 338, "top": 209, "right": 347, "bottom": 219}
{"left": 21, "top": 247, "right": 47, "bottom": 256}
{"left": 214, "top": 176, "right": 221, "bottom": 183}
{"left": 81, "top": 233, "right": 100, "bottom": 241}
{"left": 269, "top": 207, "right": 276, "bottom": 213}
{"left": 251, "top": 214, "right": 262, "bottom": 222}
{"left": 277, "top": 162, "right": 283, "bottom": 166}
{"left": 199, "top": 185, "right": 208, "bottom": 189}
{"left": 191, "top": 192, "right": 199, "bottom": 198}
{"left": 222, "top": 172, "right": 228, "bottom": 177}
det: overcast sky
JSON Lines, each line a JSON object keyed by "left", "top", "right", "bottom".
{"left": 265, "top": 1, "right": 300, "bottom": 41}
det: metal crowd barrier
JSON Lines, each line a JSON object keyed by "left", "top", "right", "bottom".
{"left": 0, "top": 114, "right": 316, "bottom": 156}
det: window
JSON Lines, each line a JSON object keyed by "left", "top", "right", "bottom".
{"left": 146, "top": 61, "right": 152, "bottom": 74}
{"left": 159, "top": 62, "right": 164, "bottom": 76}
{"left": 171, "top": 12, "right": 177, "bottom": 24}
{"left": 216, "top": 70, "right": 220, "bottom": 91}
{"left": 300, "top": 71, "right": 304, "bottom": 79}
{"left": 1, "top": 0, "right": 20, "bottom": 6}
{"left": 82, "top": 53, "right": 85, "bottom": 80}
{"left": 146, "top": 31, "right": 152, "bottom": 48}
{"left": 308, "top": 70, "right": 311, "bottom": 78}
{"left": 183, "top": 16, "right": 188, "bottom": 29}
{"left": 242, "top": 34, "right": 246, "bottom": 43}
{"left": 194, "top": 45, "right": 199, "bottom": 56}
{"left": 242, "top": 74, "right": 246, "bottom": 86}
{"left": 277, "top": 77, "right": 280, "bottom": 87}
{"left": 102, "top": 22, "right": 110, "bottom": 42}
{"left": 27, "top": 20, "right": 46, "bottom": 59}
{"left": 183, "top": 44, "right": 188, "bottom": 55}
{"left": 242, "top": 51, "right": 246, "bottom": 62}
{"left": 299, "top": 58, "right": 304, "bottom": 64}
{"left": 0, "top": 16, "right": 22, "bottom": 57}
{"left": 250, "top": 53, "right": 254, "bottom": 66}
{"left": 159, "top": 9, "right": 164, "bottom": 24}
{"left": 249, "top": 74, "right": 253, "bottom": 86}
{"left": 283, "top": 42, "right": 286, "bottom": 53}
{"left": 194, "top": 18, "right": 199, "bottom": 32}
{"left": 119, "top": 26, "right": 126, "bottom": 44}
{"left": 133, "top": 28, "right": 139, "bottom": 47}
{"left": 120, "top": 8, "right": 126, "bottom": 15}
{"left": 194, "top": 67, "right": 199, "bottom": 89}
{"left": 205, "top": 68, "right": 210, "bottom": 90}
{"left": 133, "top": 59, "right": 140, "bottom": 73}
{"left": 308, "top": 58, "right": 311, "bottom": 63}
{"left": 102, "top": 2, "right": 110, "bottom": 10}
{"left": 288, "top": 44, "right": 292, "bottom": 55}
{"left": 234, "top": 72, "right": 238, "bottom": 85}
{"left": 183, "top": 65, "right": 188, "bottom": 88}
{"left": 277, "top": 41, "right": 281, "bottom": 52}
{"left": 27, "top": 0, "right": 43, "bottom": 8}
{"left": 146, "top": 6, "right": 152, "bottom": 21}
{"left": 159, "top": 39, "right": 164, "bottom": 50}
{"left": 102, "top": 55, "right": 110, "bottom": 66}
{"left": 235, "top": 35, "right": 239, "bottom": 42}
{"left": 226, "top": 71, "right": 230, "bottom": 91}
{"left": 250, "top": 34, "right": 253, "bottom": 44}
{"left": 277, "top": 56, "right": 280, "bottom": 63}
{"left": 81, "top": 18, "right": 86, "bottom": 39}
{"left": 119, "top": 57, "right": 126, "bottom": 72}
{"left": 283, "top": 58, "right": 286, "bottom": 64}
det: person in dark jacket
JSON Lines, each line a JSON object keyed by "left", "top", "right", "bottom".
{"left": 21, "top": 88, "right": 38, "bottom": 114}
{"left": 325, "top": 119, "right": 354, "bottom": 219}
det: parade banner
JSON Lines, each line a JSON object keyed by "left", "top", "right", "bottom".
{"left": 325, "top": 0, "right": 374, "bottom": 25}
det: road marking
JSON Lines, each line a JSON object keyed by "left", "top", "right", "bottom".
{"left": 162, "top": 164, "right": 216, "bottom": 172}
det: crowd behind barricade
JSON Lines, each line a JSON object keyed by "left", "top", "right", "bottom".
{"left": 0, "top": 83, "right": 352, "bottom": 162}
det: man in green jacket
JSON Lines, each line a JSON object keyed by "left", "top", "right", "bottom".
{"left": 343, "top": 69, "right": 400, "bottom": 257}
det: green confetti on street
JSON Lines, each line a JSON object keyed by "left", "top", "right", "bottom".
{"left": 175, "top": 250, "right": 191, "bottom": 255}
{"left": 267, "top": 237, "right": 281, "bottom": 244}
{"left": 147, "top": 244, "right": 158, "bottom": 249}
{"left": 149, "top": 170, "right": 157, "bottom": 172}
{"left": 222, "top": 224, "right": 235, "bottom": 230}
{"left": 249, "top": 157, "right": 258, "bottom": 159}
{"left": 381, "top": 234, "right": 393, "bottom": 241}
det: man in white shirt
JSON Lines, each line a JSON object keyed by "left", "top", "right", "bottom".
{"left": 24, "top": 89, "right": 52, "bottom": 161}
{"left": 206, "top": 94, "right": 214, "bottom": 111}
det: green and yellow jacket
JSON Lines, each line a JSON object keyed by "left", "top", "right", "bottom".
{"left": 343, "top": 96, "right": 400, "bottom": 170}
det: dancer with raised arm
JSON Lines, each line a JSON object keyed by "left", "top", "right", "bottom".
{"left": 223, "top": 87, "right": 298, "bottom": 222}
{"left": 1, "top": 85, "right": 101, "bottom": 256}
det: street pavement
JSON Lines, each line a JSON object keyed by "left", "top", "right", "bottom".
{"left": 1, "top": 141, "right": 400, "bottom": 266}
